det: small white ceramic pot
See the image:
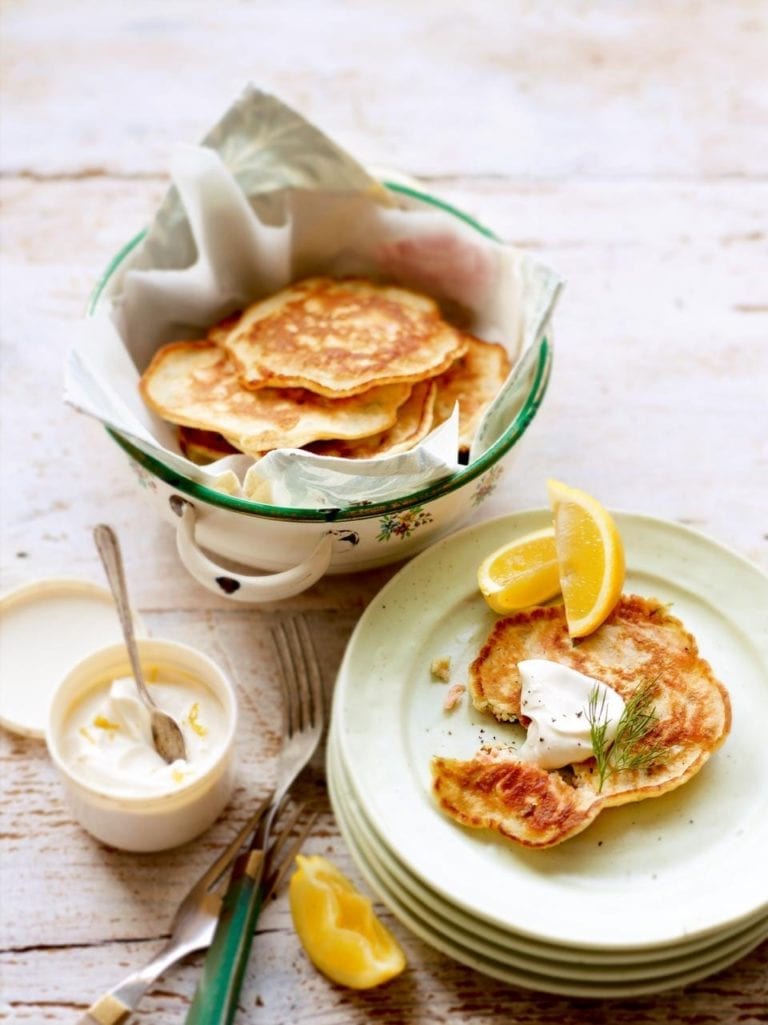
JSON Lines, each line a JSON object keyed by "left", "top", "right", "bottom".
{"left": 45, "top": 638, "right": 238, "bottom": 852}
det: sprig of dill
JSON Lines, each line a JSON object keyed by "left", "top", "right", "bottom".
{"left": 587, "top": 687, "right": 613, "bottom": 792}
{"left": 587, "top": 680, "right": 668, "bottom": 792}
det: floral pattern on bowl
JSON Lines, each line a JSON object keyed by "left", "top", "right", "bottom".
{"left": 376, "top": 506, "right": 434, "bottom": 542}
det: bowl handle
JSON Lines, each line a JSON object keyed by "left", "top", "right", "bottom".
{"left": 172, "top": 499, "right": 333, "bottom": 602}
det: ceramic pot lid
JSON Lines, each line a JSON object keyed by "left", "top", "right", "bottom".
{"left": 0, "top": 577, "right": 146, "bottom": 738}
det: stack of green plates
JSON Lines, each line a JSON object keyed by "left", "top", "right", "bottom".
{"left": 327, "top": 511, "right": 768, "bottom": 997}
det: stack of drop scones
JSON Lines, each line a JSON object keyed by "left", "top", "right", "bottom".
{"left": 140, "top": 276, "right": 511, "bottom": 466}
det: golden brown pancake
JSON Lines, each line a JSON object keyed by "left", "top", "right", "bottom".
{"left": 221, "top": 277, "right": 469, "bottom": 398}
{"left": 177, "top": 426, "right": 241, "bottom": 464}
{"left": 206, "top": 312, "right": 242, "bottom": 346}
{"left": 308, "top": 380, "right": 436, "bottom": 459}
{"left": 431, "top": 595, "right": 731, "bottom": 848}
{"left": 140, "top": 340, "right": 411, "bottom": 458}
{"left": 433, "top": 335, "right": 511, "bottom": 452}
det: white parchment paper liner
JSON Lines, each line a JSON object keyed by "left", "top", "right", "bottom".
{"left": 66, "top": 87, "right": 563, "bottom": 509}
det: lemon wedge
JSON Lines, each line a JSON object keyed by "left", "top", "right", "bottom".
{"left": 477, "top": 527, "right": 561, "bottom": 614}
{"left": 547, "top": 478, "right": 625, "bottom": 638}
{"left": 289, "top": 854, "right": 406, "bottom": 989}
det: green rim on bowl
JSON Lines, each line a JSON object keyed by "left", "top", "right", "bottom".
{"left": 91, "top": 181, "right": 553, "bottom": 524}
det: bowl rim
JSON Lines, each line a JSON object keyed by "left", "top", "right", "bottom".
{"left": 91, "top": 180, "right": 552, "bottom": 524}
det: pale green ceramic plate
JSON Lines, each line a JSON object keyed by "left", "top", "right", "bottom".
{"left": 331, "top": 510, "right": 768, "bottom": 949}
{"left": 328, "top": 733, "right": 767, "bottom": 996}
{"left": 328, "top": 721, "right": 768, "bottom": 963}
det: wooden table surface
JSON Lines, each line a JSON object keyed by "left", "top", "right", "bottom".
{"left": 1, "top": 2, "right": 766, "bottom": 1023}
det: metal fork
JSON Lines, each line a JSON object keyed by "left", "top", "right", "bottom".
{"left": 184, "top": 615, "right": 325, "bottom": 1025}
{"left": 77, "top": 798, "right": 316, "bottom": 1025}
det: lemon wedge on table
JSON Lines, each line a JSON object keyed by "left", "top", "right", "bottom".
{"left": 547, "top": 478, "right": 625, "bottom": 639}
{"left": 477, "top": 527, "right": 561, "bottom": 614}
{"left": 289, "top": 854, "right": 406, "bottom": 989}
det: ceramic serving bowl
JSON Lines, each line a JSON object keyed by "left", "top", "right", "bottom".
{"left": 91, "top": 182, "right": 553, "bottom": 603}
{"left": 46, "top": 638, "right": 238, "bottom": 852}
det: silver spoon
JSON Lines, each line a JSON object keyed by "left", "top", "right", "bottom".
{"left": 93, "top": 524, "right": 187, "bottom": 764}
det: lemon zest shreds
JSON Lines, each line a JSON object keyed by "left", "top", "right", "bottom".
{"left": 93, "top": 715, "right": 120, "bottom": 731}
{"left": 187, "top": 702, "right": 207, "bottom": 737}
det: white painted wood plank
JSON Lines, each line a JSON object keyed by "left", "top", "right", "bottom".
{"left": 2, "top": 921, "right": 767, "bottom": 1024}
{"left": 1, "top": 1, "right": 766, "bottom": 180}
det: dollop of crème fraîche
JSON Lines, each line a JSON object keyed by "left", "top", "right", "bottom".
{"left": 515, "top": 659, "right": 624, "bottom": 771}
{"left": 60, "top": 672, "right": 227, "bottom": 797}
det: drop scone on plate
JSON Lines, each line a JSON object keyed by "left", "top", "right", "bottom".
{"left": 430, "top": 595, "right": 732, "bottom": 849}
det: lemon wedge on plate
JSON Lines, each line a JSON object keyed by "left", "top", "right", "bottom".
{"left": 289, "top": 854, "right": 406, "bottom": 989}
{"left": 547, "top": 478, "right": 625, "bottom": 638}
{"left": 477, "top": 527, "right": 561, "bottom": 614}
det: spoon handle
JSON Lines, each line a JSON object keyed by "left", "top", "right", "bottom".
{"left": 93, "top": 524, "right": 153, "bottom": 708}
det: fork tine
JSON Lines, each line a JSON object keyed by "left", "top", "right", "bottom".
{"left": 285, "top": 617, "right": 311, "bottom": 734}
{"left": 263, "top": 810, "right": 319, "bottom": 901}
{"left": 295, "top": 614, "right": 324, "bottom": 731}
{"left": 271, "top": 620, "right": 299, "bottom": 737}
{"left": 282, "top": 614, "right": 322, "bottom": 734}
{"left": 266, "top": 801, "right": 305, "bottom": 859}
{"left": 271, "top": 614, "right": 324, "bottom": 736}
{"left": 308, "top": 620, "right": 324, "bottom": 731}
